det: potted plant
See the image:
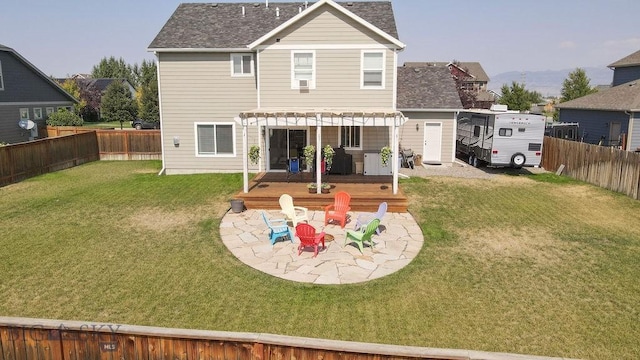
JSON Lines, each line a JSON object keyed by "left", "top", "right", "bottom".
{"left": 323, "top": 145, "right": 335, "bottom": 171}
{"left": 321, "top": 182, "right": 331, "bottom": 194}
{"left": 248, "top": 145, "right": 260, "bottom": 165}
{"left": 303, "top": 145, "right": 315, "bottom": 169}
{"left": 380, "top": 145, "right": 392, "bottom": 166}
{"left": 307, "top": 182, "right": 318, "bottom": 193}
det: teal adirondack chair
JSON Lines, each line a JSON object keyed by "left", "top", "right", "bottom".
{"left": 344, "top": 219, "right": 380, "bottom": 253}
{"left": 261, "top": 211, "right": 294, "bottom": 245}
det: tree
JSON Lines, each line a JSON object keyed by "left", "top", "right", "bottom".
{"left": 101, "top": 81, "right": 137, "bottom": 123}
{"left": 60, "top": 79, "right": 85, "bottom": 114}
{"left": 560, "top": 68, "right": 597, "bottom": 103}
{"left": 136, "top": 60, "right": 159, "bottom": 122}
{"left": 46, "top": 109, "right": 83, "bottom": 126}
{"left": 91, "top": 56, "right": 137, "bottom": 86}
{"left": 498, "top": 82, "right": 542, "bottom": 111}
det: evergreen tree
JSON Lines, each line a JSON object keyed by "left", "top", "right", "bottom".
{"left": 101, "top": 81, "right": 138, "bottom": 123}
{"left": 138, "top": 81, "right": 159, "bottom": 122}
{"left": 498, "top": 82, "right": 542, "bottom": 111}
{"left": 91, "top": 56, "right": 137, "bottom": 86}
{"left": 560, "top": 68, "right": 597, "bottom": 103}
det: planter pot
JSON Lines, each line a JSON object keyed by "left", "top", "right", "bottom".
{"left": 308, "top": 188, "right": 316, "bottom": 194}
{"left": 321, "top": 188, "right": 330, "bottom": 194}
{"left": 230, "top": 199, "right": 244, "bottom": 213}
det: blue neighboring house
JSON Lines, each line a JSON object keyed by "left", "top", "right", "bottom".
{"left": 557, "top": 49, "right": 640, "bottom": 151}
{"left": 0, "top": 44, "right": 77, "bottom": 144}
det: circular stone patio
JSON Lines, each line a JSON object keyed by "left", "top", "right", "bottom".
{"left": 220, "top": 209, "right": 424, "bottom": 284}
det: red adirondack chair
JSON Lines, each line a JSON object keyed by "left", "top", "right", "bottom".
{"left": 324, "top": 191, "right": 351, "bottom": 228}
{"left": 295, "top": 223, "right": 325, "bottom": 257}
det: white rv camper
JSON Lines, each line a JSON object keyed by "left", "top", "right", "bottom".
{"left": 456, "top": 105, "right": 546, "bottom": 168}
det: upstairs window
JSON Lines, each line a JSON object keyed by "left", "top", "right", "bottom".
{"left": 340, "top": 126, "right": 362, "bottom": 149}
{"left": 291, "top": 51, "right": 315, "bottom": 89}
{"left": 0, "top": 61, "right": 4, "bottom": 90}
{"left": 361, "top": 51, "right": 384, "bottom": 88}
{"left": 231, "top": 54, "right": 253, "bottom": 76}
{"left": 195, "top": 123, "right": 235, "bottom": 156}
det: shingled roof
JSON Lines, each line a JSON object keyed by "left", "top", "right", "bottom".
{"left": 404, "top": 61, "right": 490, "bottom": 82}
{"left": 608, "top": 49, "right": 640, "bottom": 68}
{"left": 397, "top": 65, "right": 462, "bottom": 110}
{"left": 149, "top": 1, "right": 399, "bottom": 50}
{"left": 556, "top": 80, "right": 640, "bottom": 111}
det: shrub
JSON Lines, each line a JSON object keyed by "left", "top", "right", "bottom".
{"left": 46, "top": 109, "right": 83, "bottom": 126}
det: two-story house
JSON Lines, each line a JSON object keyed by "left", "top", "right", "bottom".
{"left": 149, "top": 0, "right": 411, "bottom": 193}
{"left": 0, "top": 44, "right": 77, "bottom": 144}
{"left": 557, "top": 49, "right": 640, "bottom": 150}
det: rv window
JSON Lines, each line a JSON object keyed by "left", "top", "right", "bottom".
{"left": 473, "top": 126, "right": 480, "bottom": 137}
{"left": 518, "top": 128, "right": 526, "bottom": 132}
{"left": 567, "top": 129, "right": 574, "bottom": 139}
{"left": 498, "top": 128, "right": 512, "bottom": 137}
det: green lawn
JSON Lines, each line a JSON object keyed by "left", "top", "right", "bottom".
{"left": 1, "top": 161, "right": 639, "bottom": 359}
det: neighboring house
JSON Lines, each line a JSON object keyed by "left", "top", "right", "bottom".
{"left": 557, "top": 49, "right": 640, "bottom": 150}
{"left": 0, "top": 44, "right": 77, "bottom": 144}
{"left": 76, "top": 78, "right": 136, "bottom": 99}
{"left": 404, "top": 61, "right": 495, "bottom": 108}
{"left": 396, "top": 64, "right": 462, "bottom": 165}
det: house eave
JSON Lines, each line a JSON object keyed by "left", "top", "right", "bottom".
{"left": 398, "top": 108, "right": 462, "bottom": 113}
{"left": 147, "top": 47, "right": 250, "bottom": 53}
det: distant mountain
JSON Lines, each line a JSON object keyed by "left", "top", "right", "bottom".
{"left": 488, "top": 67, "right": 613, "bottom": 97}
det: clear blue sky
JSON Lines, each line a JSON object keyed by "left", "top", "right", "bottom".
{"left": 2, "top": 0, "right": 639, "bottom": 78}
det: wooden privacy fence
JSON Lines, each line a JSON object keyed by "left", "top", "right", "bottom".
{"left": 0, "top": 132, "right": 99, "bottom": 187}
{"left": 1, "top": 129, "right": 161, "bottom": 187}
{"left": 46, "top": 126, "right": 162, "bottom": 161}
{"left": 541, "top": 136, "right": 640, "bottom": 200}
{"left": 0, "top": 317, "right": 570, "bottom": 360}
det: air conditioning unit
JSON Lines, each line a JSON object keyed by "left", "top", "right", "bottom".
{"left": 298, "top": 79, "right": 309, "bottom": 88}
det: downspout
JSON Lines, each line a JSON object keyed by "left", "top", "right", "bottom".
{"left": 155, "top": 52, "right": 166, "bottom": 176}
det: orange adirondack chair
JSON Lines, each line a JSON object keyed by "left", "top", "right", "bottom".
{"left": 324, "top": 191, "right": 351, "bottom": 228}
{"left": 295, "top": 223, "right": 325, "bottom": 257}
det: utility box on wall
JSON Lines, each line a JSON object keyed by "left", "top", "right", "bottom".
{"left": 363, "top": 152, "right": 392, "bottom": 175}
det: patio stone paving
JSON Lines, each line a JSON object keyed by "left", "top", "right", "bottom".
{"left": 220, "top": 209, "right": 424, "bottom": 284}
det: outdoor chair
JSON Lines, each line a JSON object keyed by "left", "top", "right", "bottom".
{"left": 261, "top": 212, "right": 294, "bottom": 245}
{"left": 354, "top": 201, "right": 387, "bottom": 235}
{"left": 287, "top": 158, "right": 302, "bottom": 182}
{"left": 279, "top": 194, "right": 309, "bottom": 228}
{"left": 324, "top": 191, "right": 351, "bottom": 228}
{"left": 295, "top": 223, "right": 325, "bottom": 257}
{"left": 345, "top": 218, "right": 380, "bottom": 253}
{"left": 401, "top": 149, "right": 415, "bottom": 169}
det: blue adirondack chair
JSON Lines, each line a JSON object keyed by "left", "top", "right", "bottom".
{"left": 261, "top": 212, "right": 293, "bottom": 245}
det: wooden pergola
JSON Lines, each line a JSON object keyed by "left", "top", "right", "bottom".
{"left": 235, "top": 109, "right": 407, "bottom": 195}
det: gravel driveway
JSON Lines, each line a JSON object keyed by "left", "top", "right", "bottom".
{"left": 399, "top": 159, "right": 548, "bottom": 180}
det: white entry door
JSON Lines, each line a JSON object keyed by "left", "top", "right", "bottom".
{"left": 423, "top": 122, "right": 442, "bottom": 164}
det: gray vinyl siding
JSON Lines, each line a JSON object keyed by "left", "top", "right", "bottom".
{"left": 158, "top": 52, "right": 259, "bottom": 174}
{"left": 558, "top": 109, "right": 629, "bottom": 145}
{"left": 0, "top": 103, "right": 67, "bottom": 144}
{"left": 0, "top": 51, "right": 72, "bottom": 103}
{"left": 629, "top": 112, "right": 640, "bottom": 151}
{"left": 399, "top": 111, "right": 457, "bottom": 165}
{"left": 612, "top": 66, "right": 640, "bottom": 87}
{"left": 258, "top": 3, "right": 395, "bottom": 109}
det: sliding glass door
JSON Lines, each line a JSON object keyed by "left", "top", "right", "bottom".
{"left": 268, "top": 128, "right": 307, "bottom": 170}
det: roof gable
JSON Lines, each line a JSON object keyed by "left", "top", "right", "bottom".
{"left": 0, "top": 44, "right": 77, "bottom": 103}
{"left": 556, "top": 80, "right": 640, "bottom": 111}
{"left": 397, "top": 64, "right": 462, "bottom": 110}
{"left": 608, "top": 49, "right": 640, "bottom": 68}
{"left": 148, "top": 1, "right": 402, "bottom": 51}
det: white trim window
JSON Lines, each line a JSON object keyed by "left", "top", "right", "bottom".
{"left": 0, "top": 60, "right": 4, "bottom": 90}
{"left": 46, "top": 107, "right": 54, "bottom": 117}
{"left": 33, "top": 108, "right": 43, "bottom": 120}
{"left": 291, "top": 50, "right": 315, "bottom": 89}
{"left": 231, "top": 53, "right": 254, "bottom": 77}
{"left": 195, "top": 122, "right": 236, "bottom": 157}
{"left": 361, "top": 51, "right": 385, "bottom": 89}
{"left": 339, "top": 125, "right": 362, "bottom": 150}
{"left": 19, "top": 108, "right": 29, "bottom": 120}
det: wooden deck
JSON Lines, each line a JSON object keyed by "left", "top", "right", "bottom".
{"left": 234, "top": 172, "right": 408, "bottom": 212}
